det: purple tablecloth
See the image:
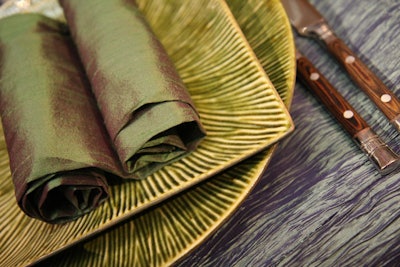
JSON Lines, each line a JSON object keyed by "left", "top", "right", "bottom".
{"left": 176, "top": 0, "right": 400, "bottom": 266}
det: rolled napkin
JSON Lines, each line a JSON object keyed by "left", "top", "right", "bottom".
{"left": 59, "top": 0, "right": 206, "bottom": 179}
{"left": 0, "top": 14, "right": 123, "bottom": 223}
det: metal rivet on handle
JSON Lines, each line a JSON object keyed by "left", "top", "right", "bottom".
{"left": 310, "top": 72, "right": 320, "bottom": 81}
{"left": 381, "top": 94, "right": 392, "bottom": 103}
{"left": 345, "top": 55, "right": 355, "bottom": 64}
{"left": 343, "top": 110, "right": 354, "bottom": 119}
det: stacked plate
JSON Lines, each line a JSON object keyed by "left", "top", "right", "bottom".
{"left": 0, "top": 0, "right": 296, "bottom": 266}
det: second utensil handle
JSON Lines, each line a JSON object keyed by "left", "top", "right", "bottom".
{"left": 296, "top": 51, "right": 399, "bottom": 174}
{"left": 323, "top": 35, "right": 400, "bottom": 128}
{"left": 296, "top": 51, "right": 368, "bottom": 137}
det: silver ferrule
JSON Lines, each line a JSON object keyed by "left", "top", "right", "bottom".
{"left": 354, "top": 128, "right": 400, "bottom": 174}
{"left": 306, "top": 21, "right": 335, "bottom": 43}
{"left": 390, "top": 114, "right": 400, "bottom": 133}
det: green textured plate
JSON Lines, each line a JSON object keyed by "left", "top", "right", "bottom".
{"left": 0, "top": 0, "right": 295, "bottom": 266}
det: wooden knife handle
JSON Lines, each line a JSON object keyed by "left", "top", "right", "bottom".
{"left": 296, "top": 52, "right": 368, "bottom": 137}
{"left": 323, "top": 35, "right": 400, "bottom": 129}
{"left": 296, "top": 52, "right": 400, "bottom": 174}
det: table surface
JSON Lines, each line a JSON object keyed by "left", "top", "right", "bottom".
{"left": 176, "top": 0, "right": 400, "bottom": 266}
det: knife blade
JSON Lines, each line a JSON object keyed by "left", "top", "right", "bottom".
{"left": 295, "top": 50, "right": 400, "bottom": 174}
{"left": 281, "top": 0, "right": 400, "bottom": 132}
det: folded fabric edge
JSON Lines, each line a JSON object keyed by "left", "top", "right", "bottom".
{"left": 114, "top": 100, "right": 206, "bottom": 179}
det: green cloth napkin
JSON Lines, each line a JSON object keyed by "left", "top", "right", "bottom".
{"left": 0, "top": 14, "right": 122, "bottom": 223}
{"left": 59, "top": 0, "right": 206, "bottom": 178}
{"left": 0, "top": 1, "right": 205, "bottom": 223}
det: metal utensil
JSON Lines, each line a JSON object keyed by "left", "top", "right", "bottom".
{"left": 281, "top": 0, "right": 400, "bottom": 131}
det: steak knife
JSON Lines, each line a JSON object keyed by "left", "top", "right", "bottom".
{"left": 281, "top": 0, "right": 400, "bottom": 131}
{"left": 296, "top": 50, "right": 400, "bottom": 174}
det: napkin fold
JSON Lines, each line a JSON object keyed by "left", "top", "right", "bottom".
{"left": 0, "top": 0, "right": 205, "bottom": 223}
{"left": 59, "top": 0, "right": 206, "bottom": 178}
{"left": 0, "top": 14, "right": 122, "bottom": 223}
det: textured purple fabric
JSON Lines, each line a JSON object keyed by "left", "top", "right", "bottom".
{"left": 176, "top": 0, "right": 400, "bottom": 266}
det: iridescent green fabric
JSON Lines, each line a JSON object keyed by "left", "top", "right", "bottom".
{"left": 0, "top": 14, "right": 118, "bottom": 223}
{"left": 59, "top": 0, "right": 206, "bottom": 178}
{"left": 0, "top": 5, "right": 204, "bottom": 224}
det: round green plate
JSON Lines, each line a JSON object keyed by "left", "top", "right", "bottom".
{"left": 0, "top": 0, "right": 295, "bottom": 266}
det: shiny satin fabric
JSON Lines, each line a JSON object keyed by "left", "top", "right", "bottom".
{"left": 0, "top": 14, "right": 119, "bottom": 223}
{"left": 0, "top": 2, "right": 205, "bottom": 223}
{"left": 59, "top": 0, "right": 206, "bottom": 178}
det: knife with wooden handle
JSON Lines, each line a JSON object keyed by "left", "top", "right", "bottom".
{"left": 281, "top": 0, "right": 400, "bottom": 131}
{"left": 296, "top": 50, "right": 399, "bottom": 174}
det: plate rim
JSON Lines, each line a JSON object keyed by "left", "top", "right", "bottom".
{"left": 0, "top": 0, "right": 296, "bottom": 266}
{"left": 46, "top": 0, "right": 297, "bottom": 266}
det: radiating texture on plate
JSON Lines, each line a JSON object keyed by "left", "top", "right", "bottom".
{"left": 226, "top": 0, "right": 296, "bottom": 106}
{"left": 43, "top": 0, "right": 296, "bottom": 266}
{"left": 44, "top": 150, "right": 276, "bottom": 267}
{"left": 175, "top": 0, "right": 400, "bottom": 266}
{"left": 0, "top": 0, "right": 294, "bottom": 266}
